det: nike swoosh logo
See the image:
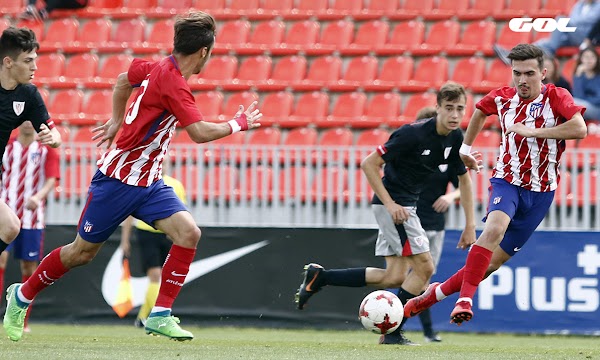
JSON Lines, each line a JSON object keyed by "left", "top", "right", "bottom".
{"left": 305, "top": 273, "right": 319, "bottom": 292}
{"left": 28, "top": 252, "right": 38, "bottom": 257}
{"left": 514, "top": 247, "right": 521, "bottom": 252}
{"left": 101, "top": 240, "right": 269, "bottom": 307}
{"left": 171, "top": 271, "right": 186, "bottom": 277}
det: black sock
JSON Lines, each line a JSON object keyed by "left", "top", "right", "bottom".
{"left": 321, "top": 268, "right": 366, "bottom": 287}
{"left": 0, "top": 239, "right": 8, "bottom": 254}
{"left": 387, "top": 287, "right": 417, "bottom": 336}
{"left": 419, "top": 308, "right": 434, "bottom": 336}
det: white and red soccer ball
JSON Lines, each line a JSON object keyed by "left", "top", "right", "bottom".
{"left": 358, "top": 290, "right": 404, "bottom": 334}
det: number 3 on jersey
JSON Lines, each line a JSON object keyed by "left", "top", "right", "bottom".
{"left": 125, "top": 78, "right": 149, "bottom": 124}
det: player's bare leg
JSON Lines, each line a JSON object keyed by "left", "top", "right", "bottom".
{"left": 0, "top": 202, "right": 20, "bottom": 253}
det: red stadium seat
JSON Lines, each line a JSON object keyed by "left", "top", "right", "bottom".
{"left": 364, "top": 56, "right": 414, "bottom": 92}
{"left": 243, "top": 127, "right": 281, "bottom": 164}
{"left": 360, "top": 93, "right": 402, "bottom": 128}
{"left": 305, "top": 20, "right": 353, "bottom": 56}
{"left": 60, "top": 164, "right": 95, "bottom": 199}
{"left": 284, "top": 92, "right": 329, "bottom": 128}
{"left": 424, "top": 0, "right": 469, "bottom": 20}
{"left": 16, "top": 20, "right": 44, "bottom": 42}
{"left": 310, "top": 167, "right": 348, "bottom": 202}
{"left": 553, "top": 170, "right": 572, "bottom": 207}
{"left": 286, "top": 0, "right": 329, "bottom": 20}
{"left": 221, "top": 91, "right": 259, "bottom": 121}
{"left": 294, "top": 56, "right": 342, "bottom": 91}
{"left": 85, "top": 54, "right": 133, "bottom": 89}
{"left": 354, "top": 0, "right": 398, "bottom": 20}
{"left": 412, "top": 20, "right": 460, "bottom": 56}
{"left": 224, "top": 0, "right": 259, "bottom": 17}
{"left": 201, "top": 131, "right": 245, "bottom": 164}
{"left": 257, "top": 55, "right": 307, "bottom": 91}
{"left": 330, "top": 56, "right": 378, "bottom": 91}
{"left": 272, "top": 20, "right": 320, "bottom": 56}
{"left": 341, "top": 20, "right": 389, "bottom": 56}
{"left": 193, "top": 0, "right": 227, "bottom": 19}
{"left": 318, "top": 0, "right": 363, "bottom": 20}
{"left": 238, "top": 20, "right": 286, "bottom": 55}
{"left": 398, "top": 92, "right": 438, "bottom": 125}
{"left": 321, "top": 92, "right": 367, "bottom": 128}
{"left": 79, "top": 90, "right": 113, "bottom": 125}
{"left": 212, "top": 20, "right": 251, "bottom": 54}
{"left": 277, "top": 166, "right": 310, "bottom": 201}
{"left": 457, "top": 0, "right": 505, "bottom": 20}
{"left": 64, "top": 18, "right": 112, "bottom": 53}
{"left": 148, "top": 0, "right": 193, "bottom": 18}
{"left": 70, "top": 126, "right": 103, "bottom": 161}
{"left": 447, "top": 21, "right": 496, "bottom": 56}
{"left": 473, "top": 129, "right": 502, "bottom": 168}
{"left": 190, "top": 56, "right": 238, "bottom": 90}
{"left": 261, "top": 0, "right": 294, "bottom": 18}
{"left": 178, "top": 163, "right": 200, "bottom": 201}
{"left": 259, "top": 91, "right": 294, "bottom": 127}
{"left": 194, "top": 91, "right": 224, "bottom": 123}
{"left": 376, "top": 20, "right": 424, "bottom": 55}
{"left": 32, "top": 53, "right": 65, "bottom": 84}
{"left": 50, "top": 53, "right": 98, "bottom": 89}
{"left": 0, "top": 18, "right": 11, "bottom": 34}
{"left": 573, "top": 133, "right": 600, "bottom": 169}
{"left": 202, "top": 166, "right": 239, "bottom": 202}
{"left": 398, "top": 57, "right": 448, "bottom": 92}
{"left": 108, "top": 0, "right": 156, "bottom": 19}
{"left": 471, "top": 59, "right": 512, "bottom": 94}
{"left": 102, "top": 18, "right": 146, "bottom": 52}
{"left": 495, "top": 0, "right": 541, "bottom": 20}
{"left": 393, "top": 0, "right": 433, "bottom": 20}
{"left": 40, "top": 19, "right": 79, "bottom": 53}
{"left": 0, "top": 0, "right": 22, "bottom": 16}
{"left": 48, "top": 89, "right": 84, "bottom": 124}
{"left": 313, "top": 128, "right": 353, "bottom": 165}
{"left": 538, "top": 0, "right": 576, "bottom": 17}
{"left": 451, "top": 57, "right": 486, "bottom": 90}
{"left": 223, "top": 55, "right": 272, "bottom": 91}
{"left": 496, "top": 23, "right": 532, "bottom": 49}
{"left": 142, "top": 19, "right": 175, "bottom": 53}
{"left": 353, "top": 129, "right": 390, "bottom": 164}
{"left": 236, "top": 166, "right": 273, "bottom": 201}
{"left": 281, "top": 127, "right": 318, "bottom": 164}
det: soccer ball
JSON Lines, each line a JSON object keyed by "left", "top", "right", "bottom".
{"left": 358, "top": 290, "right": 404, "bottom": 334}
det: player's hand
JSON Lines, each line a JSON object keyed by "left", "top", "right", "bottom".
{"left": 92, "top": 119, "right": 120, "bottom": 149}
{"left": 432, "top": 194, "right": 452, "bottom": 213}
{"left": 385, "top": 202, "right": 410, "bottom": 224}
{"left": 25, "top": 195, "right": 41, "bottom": 211}
{"left": 232, "top": 101, "right": 262, "bottom": 131}
{"left": 457, "top": 225, "right": 476, "bottom": 250}
{"left": 506, "top": 123, "right": 536, "bottom": 138}
{"left": 37, "top": 124, "right": 59, "bottom": 147}
{"left": 460, "top": 151, "right": 484, "bottom": 173}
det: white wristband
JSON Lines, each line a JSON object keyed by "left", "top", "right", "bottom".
{"left": 227, "top": 119, "right": 242, "bottom": 134}
{"left": 459, "top": 143, "right": 472, "bottom": 156}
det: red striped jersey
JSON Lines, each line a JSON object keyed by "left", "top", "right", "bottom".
{"left": 1, "top": 139, "right": 60, "bottom": 229}
{"left": 98, "top": 56, "right": 203, "bottom": 187}
{"left": 476, "top": 84, "right": 584, "bottom": 192}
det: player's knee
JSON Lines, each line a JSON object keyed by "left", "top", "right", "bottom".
{"left": 5, "top": 217, "right": 20, "bottom": 242}
{"left": 178, "top": 225, "right": 201, "bottom": 248}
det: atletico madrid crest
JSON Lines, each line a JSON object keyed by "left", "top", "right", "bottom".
{"left": 529, "top": 102, "right": 544, "bottom": 119}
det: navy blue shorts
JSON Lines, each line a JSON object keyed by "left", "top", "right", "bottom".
{"left": 78, "top": 170, "right": 188, "bottom": 243}
{"left": 485, "top": 178, "right": 555, "bottom": 256}
{"left": 6, "top": 229, "right": 44, "bottom": 261}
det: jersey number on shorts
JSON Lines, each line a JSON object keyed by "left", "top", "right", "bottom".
{"left": 125, "top": 78, "right": 149, "bottom": 125}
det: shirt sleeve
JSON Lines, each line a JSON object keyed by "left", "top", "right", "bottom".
{"left": 475, "top": 88, "right": 502, "bottom": 116}
{"left": 551, "top": 86, "right": 586, "bottom": 120}
{"left": 43, "top": 146, "right": 60, "bottom": 181}
{"left": 25, "top": 88, "right": 52, "bottom": 131}
{"left": 162, "top": 76, "right": 204, "bottom": 128}
{"left": 127, "top": 59, "right": 155, "bottom": 87}
{"left": 377, "top": 125, "right": 417, "bottom": 162}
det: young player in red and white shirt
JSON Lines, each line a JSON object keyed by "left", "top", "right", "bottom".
{"left": 0, "top": 120, "right": 59, "bottom": 332}
{"left": 404, "top": 43, "right": 588, "bottom": 326}
{"left": 3, "top": 12, "right": 262, "bottom": 342}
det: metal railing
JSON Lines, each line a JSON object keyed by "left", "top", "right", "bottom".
{"left": 46, "top": 143, "right": 600, "bottom": 230}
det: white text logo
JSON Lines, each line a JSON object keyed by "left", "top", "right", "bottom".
{"left": 508, "top": 18, "right": 576, "bottom": 33}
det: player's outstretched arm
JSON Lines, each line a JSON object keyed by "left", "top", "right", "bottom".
{"left": 456, "top": 172, "right": 476, "bottom": 250}
{"left": 93, "top": 73, "right": 134, "bottom": 148}
{"left": 459, "top": 110, "right": 487, "bottom": 173}
{"left": 506, "top": 112, "right": 587, "bottom": 140}
{"left": 37, "top": 124, "right": 61, "bottom": 148}
{"left": 185, "top": 101, "right": 262, "bottom": 143}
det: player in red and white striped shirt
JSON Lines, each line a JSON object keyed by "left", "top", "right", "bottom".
{"left": 4, "top": 12, "right": 262, "bottom": 342}
{"left": 404, "top": 44, "right": 588, "bottom": 325}
{"left": 0, "top": 120, "right": 59, "bottom": 331}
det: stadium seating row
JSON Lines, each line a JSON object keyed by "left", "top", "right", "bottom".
{"left": 1, "top": 18, "right": 580, "bottom": 58}
{"left": 0, "top": 0, "right": 575, "bottom": 21}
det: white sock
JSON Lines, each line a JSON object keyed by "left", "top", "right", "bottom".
{"left": 435, "top": 286, "right": 447, "bottom": 301}
{"left": 17, "top": 286, "right": 33, "bottom": 304}
{"left": 150, "top": 306, "right": 171, "bottom": 315}
{"left": 456, "top": 297, "right": 473, "bottom": 305}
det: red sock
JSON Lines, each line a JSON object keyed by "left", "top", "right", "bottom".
{"left": 155, "top": 245, "right": 196, "bottom": 309}
{"left": 0, "top": 267, "right": 5, "bottom": 306}
{"left": 440, "top": 266, "right": 465, "bottom": 296}
{"left": 459, "top": 245, "right": 493, "bottom": 300}
{"left": 21, "top": 247, "right": 69, "bottom": 300}
{"left": 22, "top": 275, "right": 32, "bottom": 327}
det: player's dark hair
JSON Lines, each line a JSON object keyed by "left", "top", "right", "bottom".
{"left": 173, "top": 11, "right": 216, "bottom": 55}
{"left": 415, "top": 106, "right": 437, "bottom": 120}
{"left": 507, "top": 43, "right": 544, "bottom": 69}
{"left": 574, "top": 47, "right": 600, "bottom": 76}
{"left": 0, "top": 27, "right": 39, "bottom": 62}
{"left": 437, "top": 82, "right": 466, "bottom": 105}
